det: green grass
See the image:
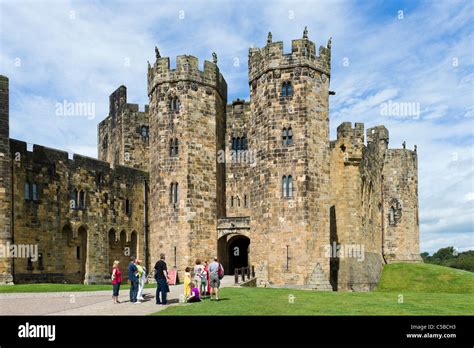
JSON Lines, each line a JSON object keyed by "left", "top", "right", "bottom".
{"left": 375, "top": 262, "right": 474, "bottom": 294}
{"left": 0, "top": 283, "right": 155, "bottom": 293}
{"left": 152, "top": 263, "right": 474, "bottom": 316}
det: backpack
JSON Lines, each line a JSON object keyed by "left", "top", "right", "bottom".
{"left": 218, "top": 263, "right": 224, "bottom": 280}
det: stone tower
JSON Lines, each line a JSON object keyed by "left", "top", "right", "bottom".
{"left": 147, "top": 51, "right": 227, "bottom": 276}
{"left": 0, "top": 75, "right": 13, "bottom": 284}
{"left": 247, "top": 31, "right": 332, "bottom": 288}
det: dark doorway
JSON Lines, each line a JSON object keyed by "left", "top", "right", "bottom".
{"left": 227, "top": 235, "right": 250, "bottom": 275}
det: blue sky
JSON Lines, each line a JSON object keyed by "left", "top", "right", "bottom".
{"left": 0, "top": 0, "right": 473, "bottom": 253}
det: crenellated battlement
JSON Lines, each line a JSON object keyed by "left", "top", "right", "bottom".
{"left": 9, "top": 139, "right": 148, "bottom": 180}
{"left": 248, "top": 31, "right": 331, "bottom": 83}
{"left": 366, "top": 125, "right": 389, "bottom": 147}
{"left": 147, "top": 52, "right": 227, "bottom": 100}
{"left": 336, "top": 122, "right": 364, "bottom": 144}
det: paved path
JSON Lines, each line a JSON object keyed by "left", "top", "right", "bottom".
{"left": 0, "top": 277, "right": 236, "bottom": 316}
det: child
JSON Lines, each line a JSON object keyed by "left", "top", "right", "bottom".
{"left": 183, "top": 267, "right": 191, "bottom": 297}
{"left": 187, "top": 282, "right": 201, "bottom": 303}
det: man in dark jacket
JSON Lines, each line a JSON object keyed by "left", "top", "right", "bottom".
{"left": 154, "top": 253, "right": 170, "bottom": 305}
{"left": 128, "top": 256, "right": 139, "bottom": 303}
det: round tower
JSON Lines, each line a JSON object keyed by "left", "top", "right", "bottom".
{"left": 247, "top": 29, "right": 332, "bottom": 288}
{"left": 147, "top": 49, "right": 227, "bottom": 275}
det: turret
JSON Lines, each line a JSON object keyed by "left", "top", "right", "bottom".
{"left": 0, "top": 75, "right": 13, "bottom": 284}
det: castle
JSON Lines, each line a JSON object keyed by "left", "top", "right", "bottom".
{"left": 0, "top": 30, "right": 421, "bottom": 291}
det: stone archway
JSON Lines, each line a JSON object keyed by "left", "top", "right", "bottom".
{"left": 218, "top": 234, "right": 250, "bottom": 275}
{"left": 61, "top": 224, "right": 87, "bottom": 283}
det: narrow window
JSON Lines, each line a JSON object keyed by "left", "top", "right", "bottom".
{"left": 169, "top": 183, "right": 174, "bottom": 204}
{"left": 243, "top": 137, "right": 248, "bottom": 151}
{"left": 173, "top": 183, "right": 178, "bottom": 204}
{"left": 174, "top": 138, "right": 179, "bottom": 155}
{"left": 76, "top": 246, "right": 81, "bottom": 260}
{"left": 24, "top": 182, "right": 30, "bottom": 200}
{"left": 389, "top": 207, "right": 396, "bottom": 226}
{"left": 281, "top": 82, "right": 287, "bottom": 96}
{"left": 74, "top": 189, "right": 79, "bottom": 209}
{"left": 169, "top": 139, "right": 174, "bottom": 156}
{"left": 141, "top": 126, "right": 148, "bottom": 137}
{"left": 282, "top": 176, "right": 287, "bottom": 197}
{"left": 286, "top": 82, "right": 293, "bottom": 96}
{"left": 38, "top": 253, "right": 44, "bottom": 270}
{"left": 125, "top": 199, "right": 131, "bottom": 215}
{"left": 27, "top": 257, "right": 33, "bottom": 271}
{"left": 287, "top": 128, "right": 293, "bottom": 145}
{"left": 32, "top": 183, "right": 39, "bottom": 201}
{"left": 79, "top": 190, "right": 85, "bottom": 208}
{"left": 244, "top": 194, "right": 248, "bottom": 207}
{"left": 231, "top": 196, "right": 234, "bottom": 208}
{"left": 282, "top": 128, "right": 287, "bottom": 146}
{"left": 288, "top": 175, "right": 293, "bottom": 197}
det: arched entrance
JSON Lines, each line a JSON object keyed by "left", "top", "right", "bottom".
{"left": 218, "top": 234, "right": 250, "bottom": 275}
{"left": 61, "top": 224, "right": 87, "bottom": 283}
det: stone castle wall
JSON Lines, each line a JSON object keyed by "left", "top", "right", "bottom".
{"left": 147, "top": 54, "right": 227, "bottom": 280}
{"left": 0, "top": 32, "right": 421, "bottom": 289}
{"left": 7, "top": 138, "right": 147, "bottom": 284}
{"left": 98, "top": 86, "right": 150, "bottom": 172}
{"left": 247, "top": 36, "right": 332, "bottom": 289}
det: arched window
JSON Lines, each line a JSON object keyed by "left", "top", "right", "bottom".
{"left": 169, "top": 138, "right": 179, "bottom": 156}
{"left": 125, "top": 199, "right": 131, "bottom": 215}
{"left": 389, "top": 206, "right": 396, "bottom": 226}
{"left": 287, "top": 128, "right": 293, "bottom": 145}
{"left": 288, "top": 175, "right": 293, "bottom": 197}
{"left": 170, "top": 97, "right": 180, "bottom": 111}
{"left": 281, "top": 82, "right": 287, "bottom": 97}
{"left": 286, "top": 82, "right": 293, "bottom": 96}
{"left": 141, "top": 126, "right": 148, "bottom": 138}
{"left": 169, "top": 182, "right": 178, "bottom": 204}
{"left": 282, "top": 175, "right": 293, "bottom": 198}
{"left": 282, "top": 128, "right": 287, "bottom": 146}
{"left": 242, "top": 137, "right": 248, "bottom": 150}
{"left": 79, "top": 190, "right": 85, "bottom": 208}
{"left": 24, "top": 182, "right": 30, "bottom": 200}
{"left": 32, "top": 183, "right": 39, "bottom": 201}
{"left": 237, "top": 196, "right": 241, "bottom": 207}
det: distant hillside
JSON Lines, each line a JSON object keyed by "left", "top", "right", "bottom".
{"left": 421, "top": 247, "right": 474, "bottom": 272}
{"left": 375, "top": 263, "right": 474, "bottom": 294}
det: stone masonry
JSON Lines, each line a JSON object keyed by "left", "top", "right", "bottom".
{"left": 0, "top": 29, "right": 421, "bottom": 290}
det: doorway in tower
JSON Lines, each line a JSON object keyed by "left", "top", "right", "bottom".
{"left": 218, "top": 235, "right": 250, "bottom": 275}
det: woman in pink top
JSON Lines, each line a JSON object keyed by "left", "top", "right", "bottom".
{"left": 111, "top": 260, "right": 122, "bottom": 304}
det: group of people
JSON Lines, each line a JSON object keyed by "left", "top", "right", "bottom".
{"left": 182, "top": 258, "right": 224, "bottom": 303}
{"left": 111, "top": 254, "right": 224, "bottom": 305}
{"left": 110, "top": 257, "right": 147, "bottom": 304}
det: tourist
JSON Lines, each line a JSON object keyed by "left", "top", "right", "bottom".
{"left": 154, "top": 253, "right": 170, "bottom": 305}
{"left": 204, "top": 260, "right": 211, "bottom": 295}
{"left": 187, "top": 282, "right": 201, "bottom": 303}
{"left": 193, "top": 259, "right": 204, "bottom": 294}
{"left": 111, "top": 260, "right": 122, "bottom": 304}
{"left": 136, "top": 259, "right": 146, "bottom": 302}
{"left": 184, "top": 267, "right": 191, "bottom": 297}
{"left": 208, "top": 257, "right": 224, "bottom": 301}
{"left": 201, "top": 261, "right": 208, "bottom": 296}
{"left": 128, "top": 256, "right": 139, "bottom": 304}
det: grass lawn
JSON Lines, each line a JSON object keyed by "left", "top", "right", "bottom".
{"left": 152, "top": 263, "right": 474, "bottom": 316}
{"left": 0, "top": 283, "right": 155, "bottom": 293}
